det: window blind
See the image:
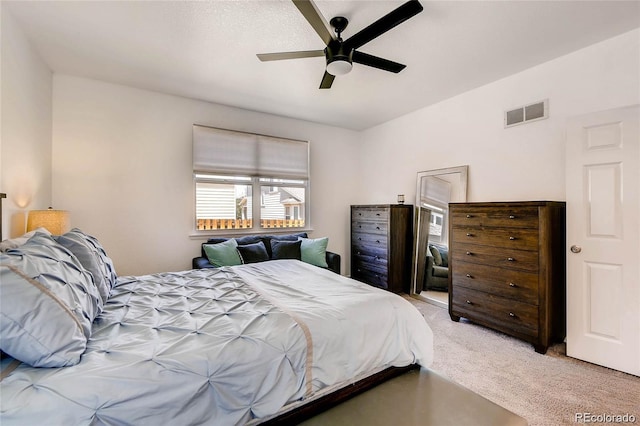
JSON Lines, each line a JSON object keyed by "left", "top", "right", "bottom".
{"left": 193, "top": 125, "right": 309, "bottom": 179}
{"left": 420, "top": 176, "right": 451, "bottom": 207}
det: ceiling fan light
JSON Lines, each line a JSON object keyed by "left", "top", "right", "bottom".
{"left": 326, "top": 59, "right": 353, "bottom": 76}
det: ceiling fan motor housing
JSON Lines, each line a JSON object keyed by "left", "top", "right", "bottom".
{"left": 325, "top": 39, "right": 353, "bottom": 75}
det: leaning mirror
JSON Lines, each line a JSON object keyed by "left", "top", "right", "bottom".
{"left": 412, "top": 166, "right": 468, "bottom": 307}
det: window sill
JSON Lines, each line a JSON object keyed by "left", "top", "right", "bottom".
{"left": 189, "top": 227, "right": 314, "bottom": 240}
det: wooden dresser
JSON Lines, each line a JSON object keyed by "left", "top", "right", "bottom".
{"left": 448, "top": 201, "right": 566, "bottom": 353}
{"left": 351, "top": 204, "right": 413, "bottom": 293}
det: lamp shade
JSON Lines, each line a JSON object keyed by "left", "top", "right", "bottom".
{"left": 26, "top": 208, "right": 70, "bottom": 235}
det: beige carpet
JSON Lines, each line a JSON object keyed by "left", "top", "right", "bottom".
{"left": 406, "top": 297, "right": 640, "bottom": 426}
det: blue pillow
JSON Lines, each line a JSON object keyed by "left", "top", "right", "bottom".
{"left": 271, "top": 239, "right": 302, "bottom": 260}
{"left": 203, "top": 239, "right": 242, "bottom": 267}
{"left": 56, "top": 229, "right": 113, "bottom": 304}
{"left": 0, "top": 233, "right": 101, "bottom": 367}
{"left": 63, "top": 228, "right": 118, "bottom": 290}
{"left": 298, "top": 237, "right": 329, "bottom": 268}
{"left": 236, "top": 241, "right": 270, "bottom": 264}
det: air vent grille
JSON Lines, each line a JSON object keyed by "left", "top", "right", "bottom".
{"left": 505, "top": 99, "right": 548, "bottom": 128}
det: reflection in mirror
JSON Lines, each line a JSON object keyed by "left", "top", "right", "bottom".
{"left": 412, "top": 166, "right": 468, "bottom": 308}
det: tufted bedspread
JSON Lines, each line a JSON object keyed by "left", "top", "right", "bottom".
{"left": 0, "top": 260, "right": 433, "bottom": 425}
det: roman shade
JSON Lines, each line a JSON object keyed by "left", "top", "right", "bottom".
{"left": 420, "top": 176, "right": 451, "bottom": 207}
{"left": 193, "top": 125, "right": 309, "bottom": 179}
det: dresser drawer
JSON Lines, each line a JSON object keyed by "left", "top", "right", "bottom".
{"left": 352, "top": 243, "right": 387, "bottom": 262}
{"left": 451, "top": 287, "right": 538, "bottom": 337}
{"left": 352, "top": 220, "right": 388, "bottom": 235}
{"left": 352, "top": 207, "right": 389, "bottom": 222}
{"left": 452, "top": 243, "right": 539, "bottom": 272}
{"left": 451, "top": 227, "right": 538, "bottom": 251}
{"left": 352, "top": 252, "right": 388, "bottom": 271}
{"left": 452, "top": 261, "right": 539, "bottom": 305}
{"left": 451, "top": 207, "right": 539, "bottom": 229}
{"left": 352, "top": 266, "right": 388, "bottom": 290}
{"left": 352, "top": 232, "right": 388, "bottom": 250}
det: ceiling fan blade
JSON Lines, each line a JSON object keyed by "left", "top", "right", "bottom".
{"left": 344, "top": 0, "right": 423, "bottom": 50}
{"left": 257, "top": 50, "right": 325, "bottom": 62}
{"left": 292, "top": 0, "right": 334, "bottom": 46}
{"left": 352, "top": 51, "right": 406, "bottom": 73}
{"left": 319, "top": 71, "right": 335, "bottom": 89}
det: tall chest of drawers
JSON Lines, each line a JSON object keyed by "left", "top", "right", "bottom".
{"left": 351, "top": 204, "right": 413, "bottom": 293}
{"left": 448, "top": 201, "right": 566, "bottom": 353}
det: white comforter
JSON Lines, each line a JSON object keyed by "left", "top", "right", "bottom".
{"left": 0, "top": 260, "right": 433, "bottom": 425}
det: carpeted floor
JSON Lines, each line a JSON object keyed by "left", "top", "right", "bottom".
{"left": 406, "top": 297, "right": 640, "bottom": 426}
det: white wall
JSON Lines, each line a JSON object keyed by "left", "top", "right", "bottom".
{"left": 52, "top": 75, "right": 360, "bottom": 275}
{"left": 0, "top": 7, "right": 53, "bottom": 237}
{"left": 358, "top": 29, "right": 640, "bottom": 207}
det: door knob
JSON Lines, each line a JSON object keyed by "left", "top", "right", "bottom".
{"left": 570, "top": 245, "right": 582, "bottom": 253}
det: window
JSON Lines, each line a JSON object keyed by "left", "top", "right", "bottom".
{"left": 193, "top": 125, "right": 309, "bottom": 232}
{"left": 421, "top": 202, "right": 446, "bottom": 243}
{"left": 195, "top": 175, "right": 253, "bottom": 230}
{"left": 259, "top": 178, "right": 306, "bottom": 228}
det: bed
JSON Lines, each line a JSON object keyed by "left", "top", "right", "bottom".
{"left": 0, "top": 229, "right": 433, "bottom": 425}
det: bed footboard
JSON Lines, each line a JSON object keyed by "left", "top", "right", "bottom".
{"left": 264, "top": 364, "right": 419, "bottom": 425}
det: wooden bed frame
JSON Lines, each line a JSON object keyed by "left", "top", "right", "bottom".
{"left": 267, "top": 364, "right": 419, "bottom": 424}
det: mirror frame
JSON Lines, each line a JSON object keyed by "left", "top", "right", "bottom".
{"left": 411, "top": 165, "right": 469, "bottom": 302}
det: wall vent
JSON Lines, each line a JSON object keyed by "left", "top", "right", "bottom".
{"left": 504, "top": 99, "right": 548, "bottom": 128}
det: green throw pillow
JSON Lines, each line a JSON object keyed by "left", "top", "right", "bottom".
{"left": 299, "top": 237, "right": 328, "bottom": 268}
{"left": 429, "top": 245, "right": 443, "bottom": 266}
{"left": 203, "top": 239, "right": 242, "bottom": 267}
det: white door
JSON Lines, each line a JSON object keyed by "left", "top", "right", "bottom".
{"left": 566, "top": 105, "right": 639, "bottom": 376}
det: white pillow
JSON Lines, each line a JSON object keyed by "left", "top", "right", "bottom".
{"left": 0, "top": 227, "right": 52, "bottom": 252}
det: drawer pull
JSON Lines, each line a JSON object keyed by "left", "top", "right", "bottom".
{"left": 466, "top": 274, "right": 473, "bottom": 278}
{"left": 509, "top": 236, "right": 516, "bottom": 240}
{"left": 376, "top": 213, "right": 381, "bottom": 216}
{"left": 466, "top": 214, "right": 473, "bottom": 218}
{"left": 466, "top": 233, "right": 474, "bottom": 237}
{"left": 509, "top": 312, "right": 516, "bottom": 318}
{"left": 466, "top": 300, "right": 472, "bottom": 305}
{"left": 376, "top": 226, "right": 380, "bottom": 230}
{"left": 509, "top": 215, "right": 515, "bottom": 219}
{"left": 509, "top": 282, "right": 517, "bottom": 287}
{"left": 376, "top": 240, "right": 381, "bottom": 244}
{"left": 466, "top": 251, "right": 472, "bottom": 256}
{"left": 507, "top": 257, "right": 515, "bottom": 262}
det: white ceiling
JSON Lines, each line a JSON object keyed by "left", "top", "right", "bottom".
{"left": 4, "top": 0, "right": 640, "bottom": 130}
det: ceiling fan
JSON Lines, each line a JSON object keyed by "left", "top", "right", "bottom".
{"left": 257, "top": 0, "right": 423, "bottom": 89}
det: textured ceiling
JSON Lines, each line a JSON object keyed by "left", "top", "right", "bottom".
{"left": 4, "top": 0, "right": 640, "bottom": 130}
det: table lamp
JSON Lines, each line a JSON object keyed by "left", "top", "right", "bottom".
{"left": 26, "top": 207, "right": 70, "bottom": 235}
